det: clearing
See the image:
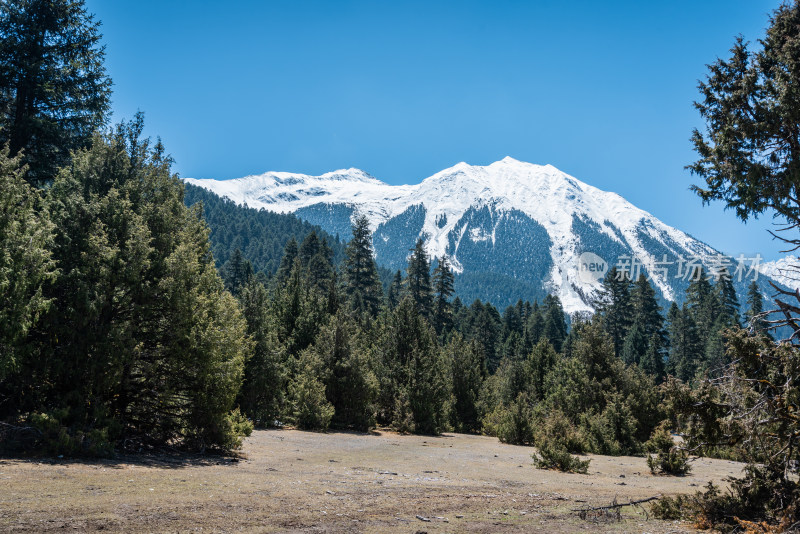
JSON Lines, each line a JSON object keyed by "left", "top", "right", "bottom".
{"left": 0, "top": 429, "right": 743, "bottom": 532}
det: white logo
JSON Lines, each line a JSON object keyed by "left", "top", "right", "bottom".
{"left": 577, "top": 252, "right": 607, "bottom": 284}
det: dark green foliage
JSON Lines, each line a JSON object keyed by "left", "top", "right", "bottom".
{"left": 310, "top": 312, "right": 377, "bottom": 431}
{"left": 0, "top": 148, "right": 56, "bottom": 383}
{"left": 17, "top": 117, "right": 252, "bottom": 452}
{"left": 645, "top": 421, "right": 691, "bottom": 476}
{"left": 343, "top": 215, "right": 383, "bottom": 317}
{"left": 0, "top": 0, "right": 111, "bottom": 186}
{"left": 649, "top": 495, "right": 691, "bottom": 521}
{"left": 223, "top": 248, "right": 253, "bottom": 296}
{"left": 183, "top": 184, "right": 344, "bottom": 280}
{"left": 387, "top": 270, "right": 403, "bottom": 309}
{"left": 666, "top": 302, "right": 702, "bottom": 382}
{"left": 542, "top": 294, "right": 568, "bottom": 353}
{"left": 446, "top": 335, "right": 484, "bottom": 433}
{"left": 237, "top": 279, "right": 288, "bottom": 427}
{"left": 532, "top": 412, "right": 590, "bottom": 473}
{"left": 532, "top": 444, "right": 590, "bottom": 473}
{"left": 405, "top": 237, "right": 433, "bottom": 318}
{"left": 596, "top": 267, "right": 632, "bottom": 358}
{"left": 432, "top": 255, "right": 455, "bottom": 336}
{"left": 670, "top": 330, "right": 800, "bottom": 528}
{"left": 288, "top": 350, "right": 334, "bottom": 431}
{"left": 689, "top": 1, "right": 800, "bottom": 227}
{"left": 376, "top": 297, "right": 449, "bottom": 434}
{"left": 744, "top": 281, "right": 769, "bottom": 335}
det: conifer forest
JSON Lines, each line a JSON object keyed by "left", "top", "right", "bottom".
{"left": 2, "top": 1, "right": 800, "bottom": 531}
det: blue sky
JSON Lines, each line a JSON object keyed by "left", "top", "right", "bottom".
{"left": 85, "top": 0, "right": 789, "bottom": 260}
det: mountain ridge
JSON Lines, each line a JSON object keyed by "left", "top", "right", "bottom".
{"left": 184, "top": 158, "right": 777, "bottom": 313}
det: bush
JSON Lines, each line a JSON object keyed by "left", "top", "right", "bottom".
{"left": 484, "top": 393, "right": 535, "bottom": 445}
{"left": 645, "top": 421, "right": 691, "bottom": 476}
{"left": 531, "top": 410, "right": 590, "bottom": 473}
{"left": 289, "top": 352, "right": 334, "bottom": 431}
{"left": 532, "top": 442, "right": 590, "bottom": 473}
{"left": 650, "top": 494, "right": 691, "bottom": 520}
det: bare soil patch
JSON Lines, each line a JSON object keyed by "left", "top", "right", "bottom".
{"left": 0, "top": 429, "right": 743, "bottom": 532}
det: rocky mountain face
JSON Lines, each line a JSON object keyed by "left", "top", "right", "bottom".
{"left": 185, "top": 157, "right": 780, "bottom": 312}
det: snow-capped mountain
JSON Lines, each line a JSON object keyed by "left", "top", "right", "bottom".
{"left": 185, "top": 157, "right": 778, "bottom": 313}
{"left": 760, "top": 255, "right": 800, "bottom": 291}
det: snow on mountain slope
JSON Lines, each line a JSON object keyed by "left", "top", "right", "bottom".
{"left": 759, "top": 255, "right": 800, "bottom": 291}
{"left": 184, "top": 157, "right": 761, "bottom": 313}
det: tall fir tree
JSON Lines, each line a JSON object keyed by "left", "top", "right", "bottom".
{"left": 596, "top": 267, "right": 632, "bottom": 358}
{"left": 432, "top": 255, "right": 455, "bottom": 336}
{"left": 276, "top": 238, "right": 298, "bottom": 284}
{"left": 744, "top": 281, "right": 769, "bottom": 335}
{"left": 342, "top": 215, "right": 383, "bottom": 317}
{"left": 0, "top": 0, "right": 112, "bottom": 186}
{"left": 404, "top": 237, "right": 433, "bottom": 318}
{"left": 387, "top": 270, "right": 403, "bottom": 309}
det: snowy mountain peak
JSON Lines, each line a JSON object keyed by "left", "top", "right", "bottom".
{"left": 184, "top": 159, "right": 758, "bottom": 313}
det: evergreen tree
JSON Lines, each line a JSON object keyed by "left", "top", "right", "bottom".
{"left": 666, "top": 302, "right": 702, "bottom": 382}
{"left": 275, "top": 238, "right": 298, "bottom": 284}
{"left": 686, "top": 267, "right": 717, "bottom": 340}
{"left": 0, "top": 147, "right": 56, "bottom": 387}
{"left": 447, "top": 335, "right": 483, "bottom": 432}
{"left": 713, "top": 268, "right": 740, "bottom": 327}
{"left": 39, "top": 116, "right": 251, "bottom": 450}
{"left": 744, "top": 281, "right": 769, "bottom": 334}
{"left": 237, "top": 279, "right": 288, "bottom": 426}
{"left": 223, "top": 248, "right": 253, "bottom": 296}
{"left": 621, "top": 319, "right": 648, "bottom": 366}
{"left": 310, "top": 311, "right": 377, "bottom": 431}
{"left": 0, "top": 0, "right": 112, "bottom": 186}
{"left": 387, "top": 270, "right": 403, "bottom": 309}
{"left": 405, "top": 237, "right": 433, "bottom": 317}
{"left": 342, "top": 215, "right": 383, "bottom": 317}
{"left": 298, "top": 230, "right": 321, "bottom": 266}
{"left": 596, "top": 267, "right": 632, "bottom": 358}
{"left": 629, "top": 274, "right": 664, "bottom": 343}
{"left": 377, "top": 296, "right": 448, "bottom": 434}
{"left": 432, "top": 255, "right": 455, "bottom": 336}
{"left": 542, "top": 295, "right": 568, "bottom": 353}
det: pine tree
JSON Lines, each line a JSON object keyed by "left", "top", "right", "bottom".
{"left": 275, "top": 238, "right": 298, "bottom": 284}
{"left": 686, "top": 267, "right": 717, "bottom": 340}
{"left": 744, "top": 281, "right": 769, "bottom": 334}
{"left": 713, "top": 268, "right": 740, "bottom": 327}
{"left": 447, "top": 334, "right": 483, "bottom": 432}
{"left": 342, "top": 215, "right": 383, "bottom": 317}
{"left": 432, "top": 255, "right": 455, "bottom": 336}
{"left": 387, "top": 270, "right": 403, "bottom": 309}
{"left": 542, "top": 294, "right": 568, "bottom": 353}
{"left": 223, "top": 248, "right": 253, "bottom": 296}
{"left": 310, "top": 311, "right": 377, "bottom": 431}
{"left": 0, "top": 147, "right": 56, "bottom": 387}
{"left": 666, "top": 303, "right": 702, "bottom": 382}
{"left": 237, "top": 279, "right": 288, "bottom": 426}
{"left": 621, "top": 319, "right": 648, "bottom": 366}
{"left": 0, "top": 0, "right": 112, "bottom": 186}
{"left": 39, "top": 115, "right": 252, "bottom": 450}
{"left": 405, "top": 237, "right": 433, "bottom": 318}
{"left": 596, "top": 267, "right": 632, "bottom": 358}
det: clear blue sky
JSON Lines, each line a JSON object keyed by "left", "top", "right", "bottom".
{"left": 85, "top": 0, "right": 789, "bottom": 261}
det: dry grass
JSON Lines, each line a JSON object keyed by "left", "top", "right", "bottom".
{"left": 0, "top": 429, "right": 744, "bottom": 532}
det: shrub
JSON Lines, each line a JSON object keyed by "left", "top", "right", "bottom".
{"left": 532, "top": 442, "right": 590, "bottom": 473}
{"left": 645, "top": 421, "right": 691, "bottom": 476}
{"left": 484, "top": 393, "right": 535, "bottom": 445}
{"left": 650, "top": 494, "right": 691, "bottom": 520}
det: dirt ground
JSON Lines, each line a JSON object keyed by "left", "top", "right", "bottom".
{"left": 0, "top": 429, "right": 744, "bottom": 533}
